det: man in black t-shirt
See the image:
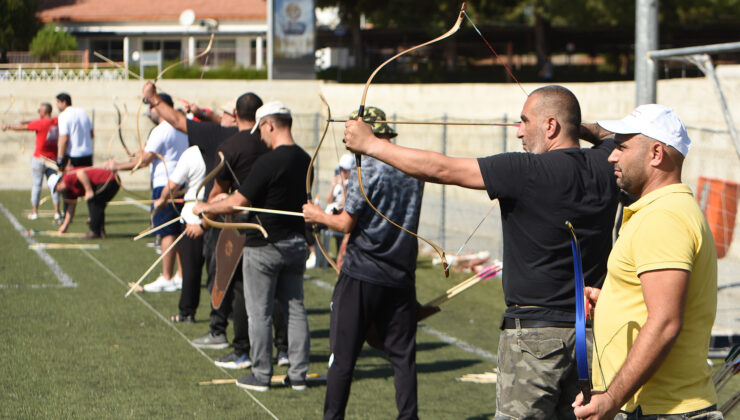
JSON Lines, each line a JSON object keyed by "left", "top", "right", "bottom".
{"left": 344, "top": 86, "right": 619, "bottom": 419}
{"left": 193, "top": 101, "right": 311, "bottom": 392}
{"left": 206, "top": 94, "right": 291, "bottom": 370}
{"left": 142, "top": 82, "right": 238, "bottom": 183}
{"left": 303, "top": 106, "right": 423, "bottom": 420}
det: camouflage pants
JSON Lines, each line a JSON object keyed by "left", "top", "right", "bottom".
{"left": 494, "top": 321, "right": 591, "bottom": 420}
{"left": 615, "top": 405, "right": 723, "bottom": 420}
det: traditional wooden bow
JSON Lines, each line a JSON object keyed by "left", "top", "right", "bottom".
{"left": 306, "top": 93, "right": 340, "bottom": 273}
{"left": 114, "top": 102, "right": 132, "bottom": 156}
{"left": 352, "top": 4, "right": 470, "bottom": 278}
{"left": 132, "top": 34, "right": 215, "bottom": 173}
{"left": 195, "top": 151, "right": 269, "bottom": 237}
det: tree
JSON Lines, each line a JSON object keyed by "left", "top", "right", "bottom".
{"left": 29, "top": 23, "right": 77, "bottom": 62}
{"left": 0, "top": 0, "right": 41, "bottom": 62}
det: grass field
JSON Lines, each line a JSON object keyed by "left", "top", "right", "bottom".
{"left": 1, "top": 189, "right": 738, "bottom": 419}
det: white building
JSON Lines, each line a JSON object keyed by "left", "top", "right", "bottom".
{"left": 37, "top": 0, "right": 268, "bottom": 70}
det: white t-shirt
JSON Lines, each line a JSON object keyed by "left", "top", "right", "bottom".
{"left": 57, "top": 106, "right": 93, "bottom": 157}
{"left": 145, "top": 120, "right": 188, "bottom": 188}
{"left": 169, "top": 146, "right": 206, "bottom": 225}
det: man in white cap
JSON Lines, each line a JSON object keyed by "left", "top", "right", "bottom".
{"left": 573, "top": 105, "right": 721, "bottom": 420}
{"left": 192, "top": 101, "right": 311, "bottom": 392}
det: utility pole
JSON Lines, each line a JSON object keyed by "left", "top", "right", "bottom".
{"left": 635, "top": 0, "right": 659, "bottom": 105}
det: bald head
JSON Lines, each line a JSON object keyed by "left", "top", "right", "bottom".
{"left": 529, "top": 85, "right": 581, "bottom": 140}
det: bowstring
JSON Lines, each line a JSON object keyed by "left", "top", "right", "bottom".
{"left": 462, "top": 11, "right": 528, "bottom": 97}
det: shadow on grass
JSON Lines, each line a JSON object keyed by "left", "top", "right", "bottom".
{"left": 416, "top": 341, "right": 449, "bottom": 352}
{"left": 467, "top": 413, "right": 495, "bottom": 420}
{"left": 354, "top": 358, "right": 481, "bottom": 380}
{"left": 311, "top": 328, "right": 330, "bottom": 339}
{"left": 307, "top": 307, "right": 331, "bottom": 315}
{"left": 101, "top": 233, "right": 139, "bottom": 239}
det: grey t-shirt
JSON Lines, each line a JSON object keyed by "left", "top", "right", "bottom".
{"left": 341, "top": 156, "right": 424, "bottom": 288}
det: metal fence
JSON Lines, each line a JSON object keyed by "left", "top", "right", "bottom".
{"left": 289, "top": 111, "right": 514, "bottom": 262}
{"left": 0, "top": 64, "right": 129, "bottom": 81}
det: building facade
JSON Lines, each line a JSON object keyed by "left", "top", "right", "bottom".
{"left": 37, "top": 0, "right": 268, "bottom": 70}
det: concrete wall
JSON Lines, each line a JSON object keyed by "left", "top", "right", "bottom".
{"left": 2, "top": 71, "right": 739, "bottom": 259}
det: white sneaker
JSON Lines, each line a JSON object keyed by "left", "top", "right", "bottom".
{"left": 305, "top": 251, "right": 316, "bottom": 269}
{"left": 53, "top": 213, "right": 63, "bottom": 225}
{"left": 142, "top": 276, "right": 177, "bottom": 292}
{"left": 27, "top": 213, "right": 39, "bottom": 220}
{"left": 172, "top": 275, "right": 183, "bottom": 290}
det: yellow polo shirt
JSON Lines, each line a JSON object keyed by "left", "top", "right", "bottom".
{"left": 593, "top": 183, "right": 717, "bottom": 414}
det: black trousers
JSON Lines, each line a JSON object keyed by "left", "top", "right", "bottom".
{"left": 178, "top": 232, "right": 204, "bottom": 317}
{"left": 205, "top": 228, "right": 288, "bottom": 356}
{"left": 86, "top": 180, "right": 118, "bottom": 235}
{"left": 70, "top": 155, "right": 93, "bottom": 167}
{"left": 324, "top": 273, "right": 418, "bottom": 420}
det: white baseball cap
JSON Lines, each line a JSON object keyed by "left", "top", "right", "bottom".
{"left": 597, "top": 104, "right": 691, "bottom": 156}
{"left": 338, "top": 154, "right": 354, "bottom": 170}
{"left": 48, "top": 173, "right": 60, "bottom": 193}
{"left": 251, "top": 101, "right": 291, "bottom": 134}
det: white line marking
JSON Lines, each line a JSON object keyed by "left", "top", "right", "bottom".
{"left": 124, "top": 197, "right": 151, "bottom": 211}
{"left": 82, "top": 250, "right": 279, "bottom": 420}
{"left": 0, "top": 202, "right": 77, "bottom": 288}
{"left": 0, "top": 284, "right": 75, "bottom": 289}
{"left": 306, "top": 277, "right": 498, "bottom": 364}
{"left": 419, "top": 325, "right": 497, "bottom": 363}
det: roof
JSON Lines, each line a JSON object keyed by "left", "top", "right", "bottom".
{"left": 38, "top": 0, "right": 266, "bottom": 23}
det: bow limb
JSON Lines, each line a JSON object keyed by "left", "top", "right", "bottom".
{"left": 115, "top": 103, "right": 132, "bottom": 156}
{"left": 200, "top": 213, "right": 268, "bottom": 239}
{"left": 131, "top": 100, "right": 146, "bottom": 173}
{"left": 566, "top": 221, "right": 592, "bottom": 404}
{"left": 197, "top": 151, "right": 225, "bottom": 200}
{"left": 306, "top": 93, "right": 339, "bottom": 273}
{"left": 155, "top": 33, "right": 214, "bottom": 82}
{"left": 352, "top": 5, "right": 466, "bottom": 278}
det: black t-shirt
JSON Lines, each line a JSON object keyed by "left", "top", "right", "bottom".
{"left": 477, "top": 139, "right": 618, "bottom": 323}
{"left": 215, "top": 130, "right": 270, "bottom": 189}
{"left": 238, "top": 144, "right": 310, "bottom": 246}
{"left": 186, "top": 120, "right": 238, "bottom": 196}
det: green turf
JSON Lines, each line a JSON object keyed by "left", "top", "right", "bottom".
{"left": 0, "top": 190, "right": 738, "bottom": 419}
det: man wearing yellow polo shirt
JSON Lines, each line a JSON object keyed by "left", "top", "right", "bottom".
{"left": 573, "top": 105, "right": 722, "bottom": 420}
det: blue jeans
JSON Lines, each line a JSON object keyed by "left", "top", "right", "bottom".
{"left": 242, "top": 234, "right": 310, "bottom": 383}
{"left": 30, "top": 156, "right": 59, "bottom": 207}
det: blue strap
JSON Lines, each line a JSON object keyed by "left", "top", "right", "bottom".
{"left": 566, "top": 221, "right": 592, "bottom": 403}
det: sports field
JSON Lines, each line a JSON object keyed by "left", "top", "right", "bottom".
{"left": 1, "top": 189, "right": 738, "bottom": 419}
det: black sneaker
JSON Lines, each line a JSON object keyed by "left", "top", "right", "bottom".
{"left": 236, "top": 373, "right": 269, "bottom": 392}
{"left": 283, "top": 376, "right": 306, "bottom": 391}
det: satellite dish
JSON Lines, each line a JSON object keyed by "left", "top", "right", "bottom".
{"left": 179, "top": 9, "right": 196, "bottom": 26}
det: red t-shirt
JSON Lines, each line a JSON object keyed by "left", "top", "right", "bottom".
{"left": 62, "top": 168, "right": 115, "bottom": 199}
{"left": 27, "top": 117, "right": 58, "bottom": 161}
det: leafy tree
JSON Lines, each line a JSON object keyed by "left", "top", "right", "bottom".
{"left": 29, "top": 23, "right": 77, "bottom": 61}
{"left": 320, "top": 0, "right": 739, "bottom": 75}
{"left": 0, "top": 0, "right": 41, "bottom": 62}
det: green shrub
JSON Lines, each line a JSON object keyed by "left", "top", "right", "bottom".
{"left": 29, "top": 23, "right": 77, "bottom": 61}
